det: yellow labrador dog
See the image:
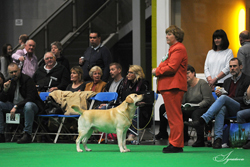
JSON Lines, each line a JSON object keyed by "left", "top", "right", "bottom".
{"left": 71, "top": 93, "right": 144, "bottom": 153}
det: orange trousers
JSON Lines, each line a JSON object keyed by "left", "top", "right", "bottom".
{"left": 160, "top": 89, "right": 185, "bottom": 148}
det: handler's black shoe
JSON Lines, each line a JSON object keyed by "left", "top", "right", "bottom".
{"left": 0, "top": 134, "right": 5, "bottom": 143}
{"left": 213, "top": 138, "right": 222, "bottom": 149}
{"left": 17, "top": 132, "right": 32, "bottom": 144}
{"left": 155, "top": 132, "right": 168, "bottom": 140}
{"left": 243, "top": 141, "right": 250, "bottom": 149}
{"left": 162, "top": 144, "right": 183, "bottom": 153}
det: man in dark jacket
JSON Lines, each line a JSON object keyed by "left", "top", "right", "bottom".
{"left": 33, "top": 52, "right": 70, "bottom": 92}
{"left": 0, "top": 63, "right": 44, "bottom": 143}
{"left": 105, "top": 63, "right": 124, "bottom": 101}
{"left": 79, "top": 31, "right": 112, "bottom": 82}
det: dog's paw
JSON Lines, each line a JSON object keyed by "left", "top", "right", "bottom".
{"left": 120, "top": 149, "right": 129, "bottom": 153}
{"left": 125, "top": 149, "right": 130, "bottom": 152}
{"left": 85, "top": 148, "right": 92, "bottom": 152}
{"left": 77, "top": 149, "right": 83, "bottom": 152}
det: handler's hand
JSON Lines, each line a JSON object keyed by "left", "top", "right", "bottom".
{"left": 152, "top": 68, "right": 156, "bottom": 76}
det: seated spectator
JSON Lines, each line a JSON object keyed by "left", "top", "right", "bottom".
{"left": 39, "top": 41, "right": 70, "bottom": 72}
{"left": 182, "top": 65, "right": 215, "bottom": 146}
{"left": 185, "top": 58, "right": 250, "bottom": 149}
{"left": 105, "top": 63, "right": 124, "bottom": 94}
{"left": 0, "top": 63, "right": 44, "bottom": 143}
{"left": 237, "top": 85, "right": 250, "bottom": 149}
{"left": 12, "top": 39, "right": 38, "bottom": 78}
{"left": 84, "top": 66, "right": 106, "bottom": 92}
{"left": 66, "top": 66, "right": 86, "bottom": 92}
{"left": 0, "top": 72, "right": 5, "bottom": 92}
{"left": 98, "top": 62, "right": 124, "bottom": 109}
{"left": 33, "top": 52, "right": 70, "bottom": 92}
{"left": 1, "top": 43, "right": 13, "bottom": 78}
{"left": 121, "top": 65, "right": 151, "bottom": 141}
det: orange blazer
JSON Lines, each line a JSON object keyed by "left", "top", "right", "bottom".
{"left": 84, "top": 80, "right": 107, "bottom": 93}
{"left": 155, "top": 42, "right": 188, "bottom": 92}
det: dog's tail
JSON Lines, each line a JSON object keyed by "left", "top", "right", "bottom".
{"left": 71, "top": 105, "right": 84, "bottom": 115}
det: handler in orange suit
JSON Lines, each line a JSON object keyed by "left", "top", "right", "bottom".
{"left": 152, "top": 25, "right": 188, "bottom": 153}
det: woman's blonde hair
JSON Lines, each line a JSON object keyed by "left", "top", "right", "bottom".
{"left": 71, "top": 66, "right": 84, "bottom": 82}
{"left": 89, "top": 66, "right": 103, "bottom": 78}
{"left": 128, "top": 65, "right": 145, "bottom": 82}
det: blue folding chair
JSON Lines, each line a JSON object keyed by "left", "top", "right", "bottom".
{"left": 39, "top": 92, "right": 50, "bottom": 101}
{"left": 89, "top": 92, "right": 118, "bottom": 110}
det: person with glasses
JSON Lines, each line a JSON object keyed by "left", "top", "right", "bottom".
{"left": 33, "top": 52, "right": 70, "bottom": 92}
{"left": 120, "top": 65, "right": 151, "bottom": 141}
{"left": 12, "top": 39, "right": 38, "bottom": 78}
{"left": 78, "top": 31, "right": 111, "bottom": 82}
{"left": 0, "top": 63, "right": 44, "bottom": 143}
{"left": 204, "top": 29, "right": 233, "bottom": 89}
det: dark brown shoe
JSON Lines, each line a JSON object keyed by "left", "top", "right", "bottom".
{"left": 213, "top": 138, "right": 222, "bottom": 149}
{"left": 17, "top": 132, "right": 32, "bottom": 144}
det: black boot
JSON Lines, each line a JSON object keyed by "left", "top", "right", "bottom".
{"left": 192, "top": 139, "right": 205, "bottom": 147}
{"left": 213, "top": 138, "right": 222, "bottom": 149}
{"left": 17, "top": 132, "right": 32, "bottom": 144}
{"left": 243, "top": 140, "right": 250, "bottom": 149}
{"left": 0, "top": 134, "right": 5, "bottom": 143}
{"left": 184, "top": 117, "right": 205, "bottom": 128}
{"left": 155, "top": 132, "right": 168, "bottom": 140}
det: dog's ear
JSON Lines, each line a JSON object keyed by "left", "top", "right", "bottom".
{"left": 125, "top": 96, "right": 134, "bottom": 104}
{"left": 71, "top": 105, "right": 83, "bottom": 114}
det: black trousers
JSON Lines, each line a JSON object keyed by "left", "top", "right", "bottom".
{"left": 182, "top": 107, "right": 209, "bottom": 141}
{"left": 158, "top": 104, "right": 209, "bottom": 141}
{"left": 158, "top": 104, "right": 168, "bottom": 133}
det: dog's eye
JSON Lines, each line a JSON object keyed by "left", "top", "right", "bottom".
{"left": 135, "top": 95, "right": 137, "bottom": 97}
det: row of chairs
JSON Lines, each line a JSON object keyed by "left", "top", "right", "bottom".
{"left": 31, "top": 91, "right": 158, "bottom": 144}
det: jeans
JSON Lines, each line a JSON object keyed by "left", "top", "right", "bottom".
{"left": 237, "top": 109, "right": 250, "bottom": 123}
{"left": 237, "top": 109, "right": 250, "bottom": 140}
{"left": 201, "top": 95, "right": 240, "bottom": 140}
{"left": 0, "top": 101, "right": 39, "bottom": 135}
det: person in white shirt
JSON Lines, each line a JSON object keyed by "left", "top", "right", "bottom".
{"left": 204, "top": 29, "right": 233, "bottom": 89}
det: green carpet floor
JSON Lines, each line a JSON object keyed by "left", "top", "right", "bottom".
{"left": 0, "top": 143, "right": 249, "bottom": 167}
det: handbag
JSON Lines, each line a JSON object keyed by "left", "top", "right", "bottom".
{"left": 44, "top": 96, "right": 64, "bottom": 115}
{"left": 229, "top": 122, "right": 250, "bottom": 148}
